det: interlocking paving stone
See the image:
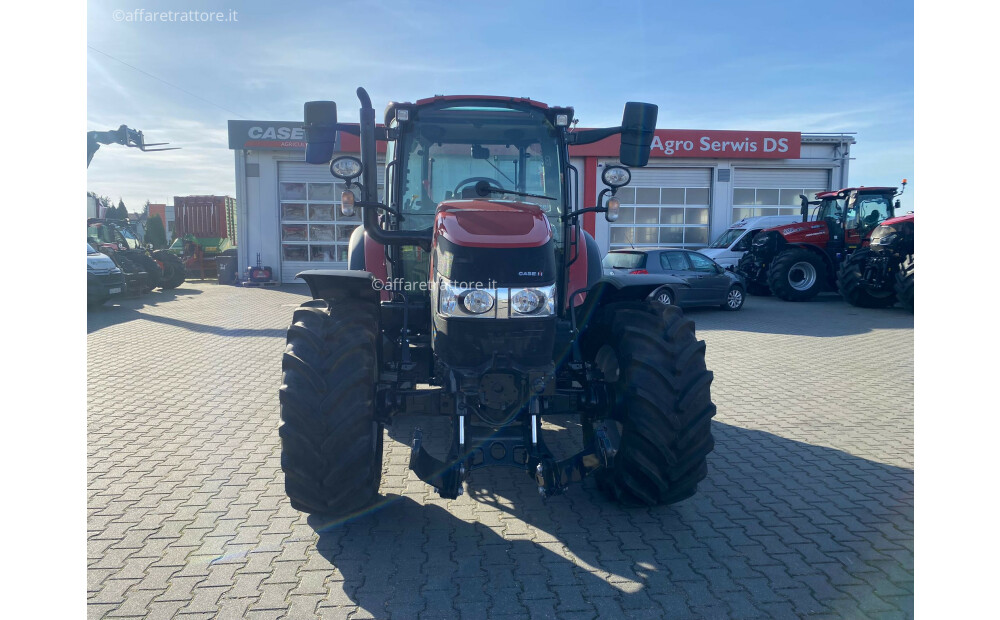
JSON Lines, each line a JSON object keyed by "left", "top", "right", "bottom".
{"left": 88, "top": 283, "right": 913, "bottom": 618}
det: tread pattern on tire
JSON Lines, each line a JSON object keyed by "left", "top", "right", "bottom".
{"left": 583, "top": 302, "right": 716, "bottom": 506}
{"left": 895, "top": 254, "right": 913, "bottom": 311}
{"left": 836, "top": 248, "right": 896, "bottom": 308}
{"left": 279, "top": 296, "right": 383, "bottom": 515}
{"left": 768, "top": 248, "right": 825, "bottom": 301}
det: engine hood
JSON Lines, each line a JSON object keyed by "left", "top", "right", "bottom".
{"left": 880, "top": 213, "right": 914, "bottom": 227}
{"left": 434, "top": 200, "right": 552, "bottom": 248}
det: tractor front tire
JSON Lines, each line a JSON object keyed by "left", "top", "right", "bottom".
{"left": 279, "top": 297, "right": 384, "bottom": 516}
{"left": 895, "top": 254, "right": 914, "bottom": 311}
{"left": 837, "top": 249, "right": 896, "bottom": 308}
{"left": 768, "top": 248, "right": 825, "bottom": 301}
{"left": 153, "top": 250, "right": 186, "bottom": 289}
{"left": 583, "top": 302, "right": 716, "bottom": 506}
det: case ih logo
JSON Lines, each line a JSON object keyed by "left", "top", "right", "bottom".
{"left": 518, "top": 271, "right": 543, "bottom": 277}
{"left": 228, "top": 120, "right": 310, "bottom": 150}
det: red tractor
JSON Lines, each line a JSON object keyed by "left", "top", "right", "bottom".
{"left": 737, "top": 182, "right": 906, "bottom": 301}
{"left": 837, "top": 212, "right": 914, "bottom": 309}
{"left": 278, "top": 88, "right": 717, "bottom": 516}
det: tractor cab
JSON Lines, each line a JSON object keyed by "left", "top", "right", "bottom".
{"left": 815, "top": 186, "right": 899, "bottom": 256}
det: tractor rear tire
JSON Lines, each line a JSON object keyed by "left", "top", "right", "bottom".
{"left": 768, "top": 248, "right": 825, "bottom": 301}
{"left": 895, "top": 254, "right": 914, "bottom": 311}
{"left": 583, "top": 302, "right": 716, "bottom": 506}
{"left": 279, "top": 297, "right": 383, "bottom": 516}
{"left": 153, "top": 250, "right": 186, "bottom": 289}
{"left": 837, "top": 249, "right": 896, "bottom": 308}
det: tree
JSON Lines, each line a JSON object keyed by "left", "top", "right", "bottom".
{"left": 145, "top": 214, "right": 168, "bottom": 249}
{"left": 114, "top": 198, "right": 127, "bottom": 220}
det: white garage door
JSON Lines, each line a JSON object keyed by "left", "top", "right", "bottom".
{"left": 606, "top": 166, "right": 713, "bottom": 250}
{"left": 731, "top": 168, "right": 831, "bottom": 223}
{"left": 277, "top": 159, "right": 384, "bottom": 283}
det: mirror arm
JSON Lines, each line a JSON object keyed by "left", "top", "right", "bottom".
{"left": 562, "top": 189, "right": 613, "bottom": 221}
{"left": 566, "top": 127, "right": 622, "bottom": 146}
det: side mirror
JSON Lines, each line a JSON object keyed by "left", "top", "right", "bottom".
{"left": 619, "top": 102, "right": 658, "bottom": 167}
{"left": 799, "top": 194, "right": 809, "bottom": 222}
{"left": 303, "top": 101, "right": 339, "bottom": 164}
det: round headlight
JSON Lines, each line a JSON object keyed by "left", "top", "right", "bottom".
{"left": 330, "top": 156, "right": 363, "bottom": 180}
{"left": 512, "top": 289, "right": 543, "bottom": 314}
{"left": 602, "top": 165, "right": 631, "bottom": 188}
{"left": 461, "top": 289, "right": 494, "bottom": 314}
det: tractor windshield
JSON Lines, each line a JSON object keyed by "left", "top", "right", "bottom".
{"left": 394, "top": 105, "right": 565, "bottom": 235}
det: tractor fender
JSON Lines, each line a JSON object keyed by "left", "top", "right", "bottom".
{"left": 575, "top": 273, "right": 689, "bottom": 323}
{"left": 296, "top": 270, "right": 381, "bottom": 303}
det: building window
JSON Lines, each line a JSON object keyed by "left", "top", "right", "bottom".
{"left": 609, "top": 186, "right": 711, "bottom": 250}
{"left": 279, "top": 182, "right": 382, "bottom": 263}
{"left": 732, "top": 188, "right": 826, "bottom": 222}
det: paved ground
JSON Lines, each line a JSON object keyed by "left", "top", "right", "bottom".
{"left": 87, "top": 283, "right": 913, "bottom": 619}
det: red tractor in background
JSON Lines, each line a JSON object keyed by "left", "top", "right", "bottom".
{"left": 737, "top": 182, "right": 907, "bottom": 301}
{"left": 837, "top": 212, "right": 914, "bottom": 310}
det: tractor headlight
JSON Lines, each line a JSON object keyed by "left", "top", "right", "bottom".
{"left": 871, "top": 225, "right": 897, "bottom": 247}
{"left": 461, "top": 289, "right": 494, "bottom": 314}
{"left": 438, "top": 280, "right": 496, "bottom": 318}
{"left": 510, "top": 285, "right": 556, "bottom": 317}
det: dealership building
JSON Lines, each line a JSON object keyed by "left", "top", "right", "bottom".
{"left": 228, "top": 118, "right": 854, "bottom": 283}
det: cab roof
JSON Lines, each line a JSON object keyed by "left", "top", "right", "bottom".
{"left": 816, "top": 187, "right": 897, "bottom": 199}
{"left": 412, "top": 95, "right": 550, "bottom": 109}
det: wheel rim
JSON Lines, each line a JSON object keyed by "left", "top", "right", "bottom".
{"left": 727, "top": 288, "right": 743, "bottom": 308}
{"left": 787, "top": 261, "right": 817, "bottom": 291}
{"left": 655, "top": 291, "right": 671, "bottom": 305}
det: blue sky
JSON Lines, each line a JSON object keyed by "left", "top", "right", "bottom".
{"left": 87, "top": 0, "right": 914, "bottom": 211}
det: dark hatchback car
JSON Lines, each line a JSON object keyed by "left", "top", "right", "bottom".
{"left": 602, "top": 248, "right": 746, "bottom": 310}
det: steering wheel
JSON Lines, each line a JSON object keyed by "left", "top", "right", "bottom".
{"left": 454, "top": 177, "right": 504, "bottom": 198}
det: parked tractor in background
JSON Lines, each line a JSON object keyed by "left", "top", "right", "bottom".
{"left": 278, "top": 87, "right": 716, "bottom": 517}
{"left": 737, "top": 182, "right": 907, "bottom": 301}
{"left": 87, "top": 218, "right": 186, "bottom": 292}
{"left": 837, "top": 213, "right": 914, "bottom": 309}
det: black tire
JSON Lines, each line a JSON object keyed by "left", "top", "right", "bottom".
{"left": 721, "top": 285, "right": 745, "bottom": 311}
{"left": 153, "top": 250, "right": 186, "bottom": 289}
{"left": 582, "top": 302, "right": 716, "bottom": 506}
{"left": 650, "top": 286, "right": 673, "bottom": 306}
{"left": 737, "top": 254, "right": 771, "bottom": 296}
{"left": 768, "top": 248, "right": 825, "bottom": 301}
{"left": 836, "top": 249, "right": 896, "bottom": 308}
{"left": 279, "top": 297, "right": 383, "bottom": 515}
{"left": 895, "top": 254, "right": 913, "bottom": 311}
{"left": 130, "top": 253, "right": 163, "bottom": 290}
